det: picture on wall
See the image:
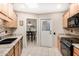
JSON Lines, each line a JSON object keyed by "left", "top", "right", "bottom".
{"left": 19, "top": 20, "right": 23, "bottom": 26}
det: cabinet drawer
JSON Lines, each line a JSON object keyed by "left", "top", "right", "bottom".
{"left": 63, "top": 11, "right": 69, "bottom": 28}
{"left": 69, "top": 4, "right": 79, "bottom": 17}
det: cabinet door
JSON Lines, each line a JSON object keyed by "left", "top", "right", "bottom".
{"left": 63, "top": 11, "right": 70, "bottom": 28}
{"left": 1, "top": 4, "right": 9, "bottom": 16}
{"left": 0, "top": 13, "right": 11, "bottom": 22}
{"left": 19, "top": 38, "right": 23, "bottom": 56}
{"left": 57, "top": 35, "right": 61, "bottom": 51}
{"left": 73, "top": 53, "right": 77, "bottom": 56}
{"left": 1, "top": 4, "right": 17, "bottom": 20}
{"left": 6, "top": 47, "right": 14, "bottom": 56}
{"left": 15, "top": 47, "right": 19, "bottom": 56}
{"left": 8, "top": 4, "right": 14, "bottom": 20}
{"left": 4, "top": 20, "right": 17, "bottom": 28}
{"left": 69, "top": 4, "right": 78, "bottom": 17}
{"left": 15, "top": 42, "right": 19, "bottom": 56}
{"left": 19, "top": 40, "right": 22, "bottom": 56}
{"left": 8, "top": 4, "right": 17, "bottom": 20}
{"left": 0, "top": 4, "right": 12, "bottom": 22}
{"left": 73, "top": 47, "right": 79, "bottom": 56}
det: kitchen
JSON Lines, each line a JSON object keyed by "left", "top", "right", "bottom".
{"left": 0, "top": 3, "right": 79, "bottom": 56}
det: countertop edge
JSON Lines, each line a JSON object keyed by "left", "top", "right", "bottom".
{"left": 0, "top": 35, "right": 23, "bottom": 56}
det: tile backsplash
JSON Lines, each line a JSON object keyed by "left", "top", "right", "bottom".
{"left": 73, "top": 29, "right": 79, "bottom": 34}
{"left": 0, "top": 19, "right": 12, "bottom": 36}
{"left": 64, "top": 28, "right": 79, "bottom": 35}
{"left": 0, "top": 19, "right": 5, "bottom": 34}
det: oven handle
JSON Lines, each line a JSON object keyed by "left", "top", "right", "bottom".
{"left": 60, "top": 41, "right": 71, "bottom": 48}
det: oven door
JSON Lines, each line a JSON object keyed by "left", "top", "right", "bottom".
{"left": 60, "top": 41, "right": 73, "bottom": 56}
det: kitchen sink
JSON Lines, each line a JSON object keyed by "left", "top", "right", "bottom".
{"left": 0, "top": 38, "right": 17, "bottom": 44}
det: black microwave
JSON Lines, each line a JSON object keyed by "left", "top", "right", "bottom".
{"left": 68, "top": 13, "right": 79, "bottom": 28}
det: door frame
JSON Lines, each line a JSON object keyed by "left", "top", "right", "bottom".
{"left": 26, "top": 18, "right": 38, "bottom": 45}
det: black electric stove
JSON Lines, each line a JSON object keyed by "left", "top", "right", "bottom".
{"left": 60, "top": 37, "right": 79, "bottom": 56}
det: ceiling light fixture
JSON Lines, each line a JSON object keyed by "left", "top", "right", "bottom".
{"left": 26, "top": 3, "right": 38, "bottom": 8}
{"left": 57, "top": 4, "right": 62, "bottom": 9}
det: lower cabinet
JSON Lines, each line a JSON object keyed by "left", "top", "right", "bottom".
{"left": 15, "top": 41, "right": 19, "bottom": 56}
{"left": 73, "top": 47, "right": 79, "bottom": 56}
{"left": 6, "top": 47, "right": 15, "bottom": 56}
{"left": 6, "top": 37, "right": 23, "bottom": 56}
{"left": 57, "top": 35, "right": 61, "bottom": 51}
{"left": 19, "top": 38, "right": 23, "bottom": 56}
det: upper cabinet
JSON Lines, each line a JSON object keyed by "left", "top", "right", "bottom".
{"left": 1, "top": 4, "right": 9, "bottom": 16}
{"left": 63, "top": 11, "right": 70, "bottom": 28}
{"left": 8, "top": 4, "right": 17, "bottom": 20}
{"left": 1, "top": 4, "right": 17, "bottom": 20}
{"left": 63, "top": 3, "right": 79, "bottom": 28}
{"left": 69, "top": 4, "right": 79, "bottom": 17}
{"left": 0, "top": 4, "right": 11, "bottom": 21}
{"left": 0, "top": 3, "right": 17, "bottom": 28}
{"left": 4, "top": 20, "right": 17, "bottom": 28}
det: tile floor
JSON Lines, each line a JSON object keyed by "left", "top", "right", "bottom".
{"left": 21, "top": 40, "right": 62, "bottom": 56}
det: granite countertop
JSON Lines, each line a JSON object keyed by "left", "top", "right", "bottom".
{"left": 72, "top": 44, "right": 79, "bottom": 48}
{"left": 0, "top": 35, "right": 23, "bottom": 56}
{"left": 59, "top": 34, "right": 79, "bottom": 48}
{"left": 59, "top": 34, "right": 79, "bottom": 39}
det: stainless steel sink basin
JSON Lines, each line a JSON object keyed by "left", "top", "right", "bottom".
{"left": 0, "top": 38, "right": 17, "bottom": 44}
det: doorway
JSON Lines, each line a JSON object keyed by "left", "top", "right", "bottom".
{"left": 40, "top": 19, "right": 53, "bottom": 48}
{"left": 26, "top": 19, "right": 37, "bottom": 47}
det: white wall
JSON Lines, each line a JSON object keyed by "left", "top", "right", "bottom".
{"left": 13, "top": 12, "right": 37, "bottom": 48}
{"left": 50, "top": 13, "right": 65, "bottom": 47}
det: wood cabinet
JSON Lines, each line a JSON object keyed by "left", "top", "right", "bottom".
{"left": 73, "top": 47, "right": 79, "bottom": 56}
{"left": 4, "top": 20, "right": 17, "bottom": 28}
{"left": 63, "top": 3, "right": 79, "bottom": 28}
{"left": 1, "top": 4, "right": 9, "bottom": 17}
{"left": 15, "top": 41, "right": 19, "bottom": 56}
{"left": 0, "top": 3, "right": 17, "bottom": 27}
{"left": 19, "top": 38, "right": 23, "bottom": 55}
{"left": 69, "top": 4, "right": 79, "bottom": 17}
{"left": 0, "top": 12, "right": 12, "bottom": 22}
{"left": 6, "top": 47, "right": 15, "bottom": 56}
{"left": 0, "top": 4, "right": 17, "bottom": 20}
{"left": 8, "top": 4, "right": 17, "bottom": 20}
{"left": 63, "top": 11, "right": 70, "bottom": 28}
{"left": 6, "top": 37, "right": 23, "bottom": 56}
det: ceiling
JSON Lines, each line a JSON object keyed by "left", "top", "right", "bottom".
{"left": 13, "top": 3, "right": 70, "bottom": 14}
